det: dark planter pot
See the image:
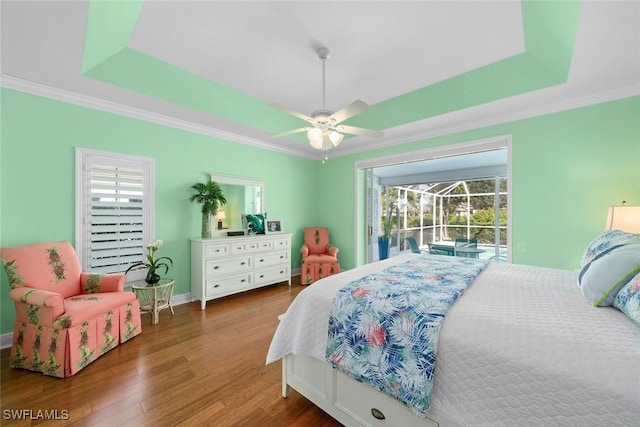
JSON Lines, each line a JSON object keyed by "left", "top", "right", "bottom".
{"left": 378, "top": 237, "right": 390, "bottom": 260}
{"left": 145, "top": 271, "right": 161, "bottom": 285}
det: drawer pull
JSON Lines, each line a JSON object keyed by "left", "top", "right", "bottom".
{"left": 279, "top": 255, "right": 284, "bottom": 259}
{"left": 371, "top": 408, "right": 385, "bottom": 420}
{"left": 213, "top": 284, "right": 220, "bottom": 288}
{"left": 280, "top": 270, "right": 284, "bottom": 274}
{"left": 213, "top": 266, "right": 220, "bottom": 270}
{"left": 260, "top": 274, "right": 264, "bottom": 278}
{"left": 216, "top": 249, "right": 220, "bottom": 252}
{"left": 240, "top": 279, "right": 246, "bottom": 283}
{"left": 259, "top": 259, "right": 265, "bottom": 262}
{"left": 240, "top": 262, "right": 246, "bottom": 265}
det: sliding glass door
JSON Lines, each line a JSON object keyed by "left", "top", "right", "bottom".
{"left": 359, "top": 138, "right": 511, "bottom": 265}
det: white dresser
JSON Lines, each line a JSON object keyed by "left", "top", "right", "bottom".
{"left": 191, "top": 234, "right": 292, "bottom": 310}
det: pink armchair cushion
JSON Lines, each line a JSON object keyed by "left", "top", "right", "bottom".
{"left": 57, "top": 292, "right": 137, "bottom": 328}
{"left": 1, "top": 241, "right": 82, "bottom": 298}
{"left": 304, "top": 254, "right": 340, "bottom": 263}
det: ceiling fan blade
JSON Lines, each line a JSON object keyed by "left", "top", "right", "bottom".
{"left": 335, "top": 124, "right": 384, "bottom": 139}
{"left": 329, "top": 100, "right": 369, "bottom": 124}
{"left": 270, "top": 103, "right": 315, "bottom": 123}
{"left": 271, "top": 127, "right": 312, "bottom": 138}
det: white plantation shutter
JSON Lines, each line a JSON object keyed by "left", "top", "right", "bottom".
{"left": 76, "top": 149, "right": 154, "bottom": 281}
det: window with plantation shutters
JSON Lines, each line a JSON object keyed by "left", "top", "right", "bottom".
{"left": 75, "top": 148, "right": 154, "bottom": 282}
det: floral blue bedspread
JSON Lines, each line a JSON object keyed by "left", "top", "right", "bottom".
{"left": 325, "top": 255, "right": 490, "bottom": 417}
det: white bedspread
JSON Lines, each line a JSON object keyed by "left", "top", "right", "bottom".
{"left": 267, "top": 254, "right": 640, "bottom": 426}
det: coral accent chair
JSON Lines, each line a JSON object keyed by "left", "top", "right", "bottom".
{"left": 1, "top": 241, "right": 142, "bottom": 378}
{"left": 301, "top": 227, "right": 340, "bottom": 285}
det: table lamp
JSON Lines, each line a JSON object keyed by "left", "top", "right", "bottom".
{"left": 605, "top": 202, "right": 640, "bottom": 233}
{"left": 217, "top": 210, "right": 226, "bottom": 230}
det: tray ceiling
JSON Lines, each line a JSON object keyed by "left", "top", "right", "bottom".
{"left": 1, "top": 1, "right": 638, "bottom": 160}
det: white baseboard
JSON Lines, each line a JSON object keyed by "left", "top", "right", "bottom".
{"left": 1, "top": 332, "right": 13, "bottom": 350}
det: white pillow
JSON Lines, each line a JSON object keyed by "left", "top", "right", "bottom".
{"left": 580, "top": 243, "right": 640, "bottom": 307}
{"left": 579, "top": 230, "right": 639, "bottom": 269}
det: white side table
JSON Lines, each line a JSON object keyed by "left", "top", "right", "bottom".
{"left": 132, "top": 278, "right": 175, "bottom": 325}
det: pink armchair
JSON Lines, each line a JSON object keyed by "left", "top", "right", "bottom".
{"left": 1, "top": 241, "right": 142, "bottom": 377}
{"left": 301, "top": 227, "right": 340, "bottom": 285}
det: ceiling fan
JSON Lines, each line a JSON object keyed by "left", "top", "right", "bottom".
{"left": 271, "top": 47, "right": 383, "bottom": 151}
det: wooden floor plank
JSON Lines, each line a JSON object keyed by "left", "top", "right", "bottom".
{"left": 0, "top": 278, "right": 342, "bottom": 426}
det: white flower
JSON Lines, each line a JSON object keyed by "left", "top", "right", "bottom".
{"left": 147, "top": 239, "right": 163, "bottom": 252}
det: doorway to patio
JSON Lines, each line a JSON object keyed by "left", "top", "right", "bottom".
{"left": 356, "top": 136, "right": 511, "bottom": 265}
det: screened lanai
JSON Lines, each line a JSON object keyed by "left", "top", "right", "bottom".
{"left": 381, "top": 178, "right": 508, "bottom": 261}
{"left": 364, "top": 147, "right": 509, "bottom": 264}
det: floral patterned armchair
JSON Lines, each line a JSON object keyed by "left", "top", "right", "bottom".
{"left": 301, "top": 227, "right": 340, "bottom": 285}
{"left": 1, "top": 241, "right": 142, "bottom": 377}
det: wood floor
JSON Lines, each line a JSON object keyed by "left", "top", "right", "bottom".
{"left": 0, "top": 277, "right": 342, "bottom": 427}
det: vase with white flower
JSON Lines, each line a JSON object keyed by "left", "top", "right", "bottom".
{"left": 125, "top": 240, "right": 173, "bottom": 285}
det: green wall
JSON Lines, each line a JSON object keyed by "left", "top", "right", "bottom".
{"left": 318, "top": 96, "right": 640, "bottom": 271}
{"left": 1, "top": 89, "right": 639, "bottom": 335}
{"left": 0, "top": 89, "right": 320, "bottom": 334}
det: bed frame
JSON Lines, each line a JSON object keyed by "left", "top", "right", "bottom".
{"left": 282, "top": 353, "right": 445, "bottom": 427}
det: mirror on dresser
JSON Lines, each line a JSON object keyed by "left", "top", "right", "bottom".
{"left": 210, "top": 173, "right": 264, "bottom": 235}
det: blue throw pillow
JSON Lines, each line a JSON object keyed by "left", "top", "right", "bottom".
{"left": 614, "top": 271, "right": 640, "bottom": 326}
{"left": 580, "top": 243, "right": 640, "bottom": 306}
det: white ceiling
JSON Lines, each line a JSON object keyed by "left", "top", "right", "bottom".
{"left": 1, "top": 1, "right": 639, "bottom": 160}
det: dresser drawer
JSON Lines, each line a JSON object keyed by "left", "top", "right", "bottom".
{"left": 334, "top": 369, "right": 438, "bottom": 427}
{"left": 255, "top": 265, "right": 289, "bottom": 285}
{"left": 244, "top": 239, "right": 273, "bottom": 252}
{"left": 204, "top": 243, "right": 230, "bottom": 258}
{"left": 205, "top": 272, "right": 253, "bottom": 297}
{"left": 254, "top": 250, "right": 288, "bottom": 268}
{"left": 273, "top": 237, "right": 290, "bottom": 250}
{"left": 230, "top": 241, "right": 248, "bottom": 255}
{"left": 205, "top": 256, "right": 251, "bottom": 276}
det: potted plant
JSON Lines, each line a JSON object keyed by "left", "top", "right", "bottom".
{"left": 378, "top": 204, "right": 394, "bottom": 260}
{"left": 189, "top": 180, "right": 227, "bottom": 238}
{"left": 126, "top": 240, "right": 173, "bottom": 284}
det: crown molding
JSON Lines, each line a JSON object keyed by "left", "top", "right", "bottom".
{"left": 0, "top": 74, "right": 316, "bottom": 159}
{"left": 2, "top": 74, "right": 637, "bottom": 162}
{"left": 334, "top": 83, "right": 640, "bottom": 158}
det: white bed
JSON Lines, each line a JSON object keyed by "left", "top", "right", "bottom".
{"left": 267, "top": 253, "right": 640, "bottom": 427}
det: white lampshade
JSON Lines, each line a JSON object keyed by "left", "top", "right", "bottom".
{"left": 307, "top": 127, "right": 344, "bottom": 151}
{"left": 307, "top": 128, "right": 322, "bottom": 143}
{"left": 217, "top": 210, "right": 226, "bottom": 220}
{"left": 309, "top": 138, "right": 323, "bottom": 149}
{"left": 605, "top": 205, "right": 640, "bottom": 233}
{"left": 329, "top": 131, "right": 344, "bottom": 147}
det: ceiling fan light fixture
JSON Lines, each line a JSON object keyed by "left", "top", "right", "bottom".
{"left": 307, "top": 127, "right": 323, "bottom": 144}
{"left": 329, "top": 131, "right": 343, "bottom": 147}
{"left": 271, "top": 46, "right": 383, "bottom": 159}
{"left": 309, "top": 137, "right": 324, "bottom": 150}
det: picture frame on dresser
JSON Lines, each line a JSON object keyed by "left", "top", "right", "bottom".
{"left": 266, "top": 219, "right": 282, "bottom": 233}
